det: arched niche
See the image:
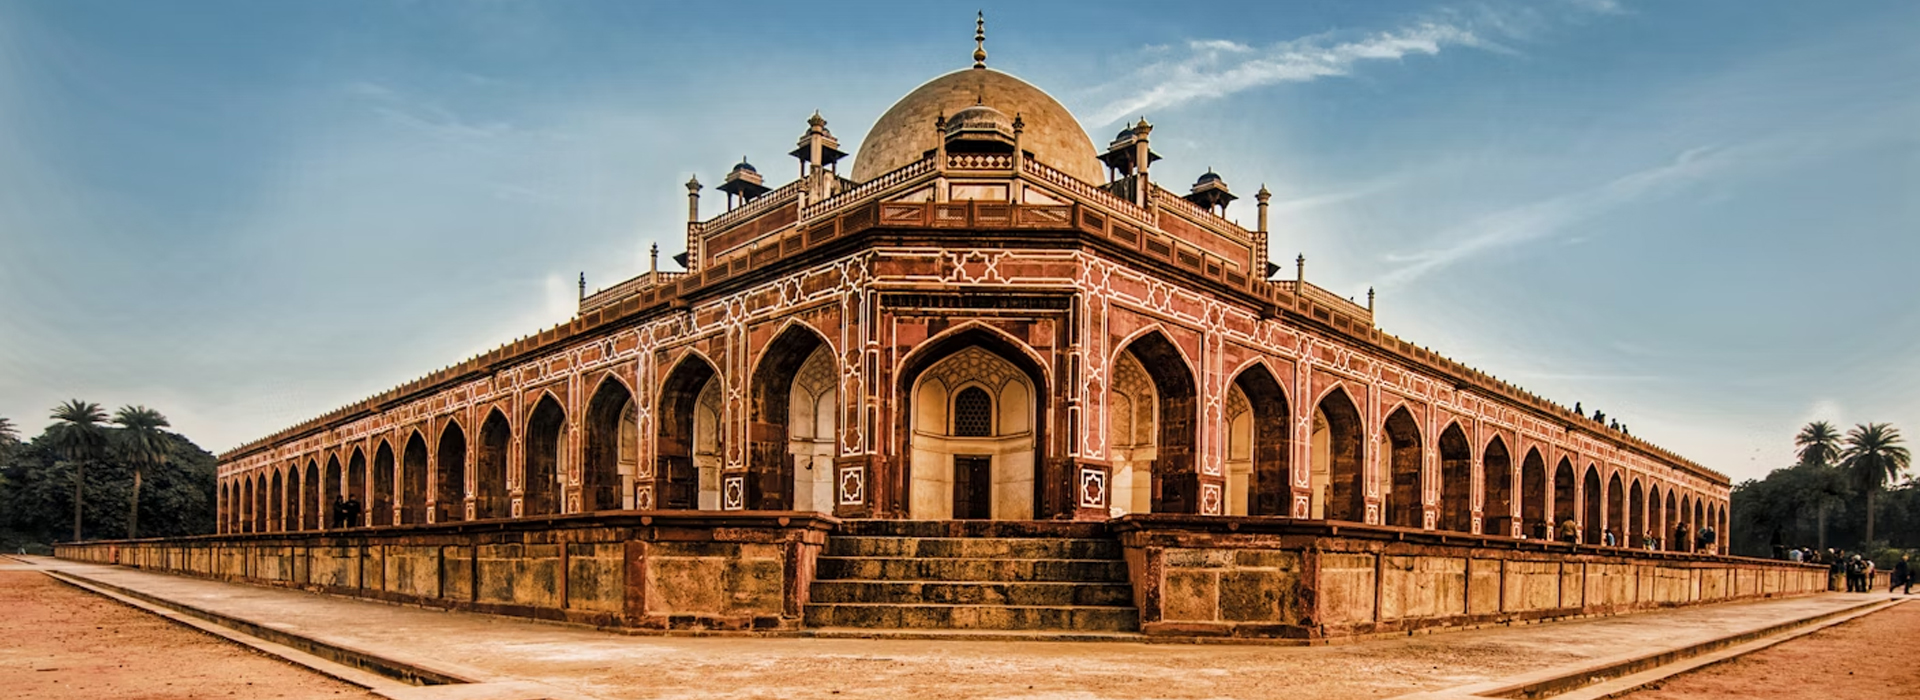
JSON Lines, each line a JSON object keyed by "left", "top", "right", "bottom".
{"left": 1484, "top": 436, "right": 1513, "bottom": 536}
{"left": 1312, "top": 387, "right": 1366, "bottom": 523}
{"left": 476, "top": 409, "right": 512, "bottom": 519}
{"left": 1552, "top": 458, "right": 1576, "bottom": 537}
{"left": 1109, "top": 350, "right": 1157, "bottom": 515}
{"left": 1582, "top": 465, "right": 1603, "bottom": 544}
{"left": 1438, "top": 423, "right": 1473, "bottom": 533}
{"left": 437, "top": 420, "right": 468, "bottom": 522}
{"left": 1119, "top": 332, "right": 1198, "bottom": 514}
{"left": 402, "top": 432, "right": 429, "bottom": 525}
{"left": 656, "top": 355, "right": 719, "bottom": 510}
{"left": 1629, "top": 478, "right": 1646, "bottom": 547}
{"left": 1226, "top": 363, "right": 1290, "bottom": 517}
{"left": 523, "top": 395, "right": 566, "bottom": 517}
{"left": 302, "top": 460, "right": 321, "bottom": 530}
{"left": 372, "top": 442, "right": 395, "bottom": 527}
{"left": 748, "top": 326, "right": 835, "bottom": 511}
{"left": 1521, "top": 448, "right": 1546, "bottom": 538}
{"left": 1383, "top": 407, "right": 1422, "bottom": 528}
{"left": 584, "top": 377, "right": 637, "bottom": 512}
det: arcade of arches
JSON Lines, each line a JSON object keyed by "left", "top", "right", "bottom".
{"left": 217, "top": 320, "right": 1731, "bottom": 552}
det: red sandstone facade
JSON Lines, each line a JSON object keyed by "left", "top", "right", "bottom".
{"left": 214, "top": 53, "right": 1731, "bottom": 552}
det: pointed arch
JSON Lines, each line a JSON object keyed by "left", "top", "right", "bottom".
{"left": 401, "top": 431, "right": 429, "bottom": 524}
{"left": 523, "top": 393, "right": 566, "bottom": 517}
{"left": 1118, "top": 330, "right": 1198, "bottom": 514}
{"left": 657, "top": 352, "right": 719, "bottom": 511}
{"left": 323, "top": 456, "right": 343, "bottom": 529}
{"left": 1229, "top": 362, "right": 1291, "bottom": 516}
{"left": 1582, "top": 464, "right": 1603, "bottom": 544}
{"left": 270, "top": 469, "right": 284, "bottom": 529}
{"left": 242, "top": 476, "right": 256, "bottom": 533}
{"left": 1382, "top": 406, "right": 1422, "bottom": 528}
{"left": 1521, "top": 448, "right": 1546, "bottom": 538}
{"left": 1628, "top": 477, "right": 1645, "bottom": 548}
{"left": 1484, "top": 435, "right": 1513, "bottom": 537}
{"left": 584, "top": 374, "right": 637, "bottom": 512}
{"left": 1605, "top": 471, "right": 1625, "bottom": 546}
{"left": 1438, "top": 422, "right": 1473, "bottom": 533}
{"left": 476, "top": 408, "right": 511, "bottom": 519}
{"left": 286, "top": 465, "right": 303, "bottom": 531}
{"left": 897, "top": 324, "right": 1049, "bottom": 519}
{"left": 437, "top": 419, "right": 468, "bottom": 522}
{"left": 1553, "top": 457, "right": 1576, "bottom": 539}
{"left": 372, "top": 440, "right": 396, "bottom": 526}
{"left": 748, "top": 323, "right": 831, "bottom": 510}
{"left": 1313, "top": 385, "right": 1366, "bottom": 523}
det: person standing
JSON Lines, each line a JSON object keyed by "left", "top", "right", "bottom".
{"left": 1893, "top": 555, "right": 1912, "bottom": 595}
{"left": 1673, "top": 521, "right": 1691, "bottom": 553}
{"left": 1559, "top": 519, "right": 1579, "bottom": 543}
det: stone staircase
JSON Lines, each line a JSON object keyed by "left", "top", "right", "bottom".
{"left": 805, "top": 520, "right": 1139, "bottom": 634}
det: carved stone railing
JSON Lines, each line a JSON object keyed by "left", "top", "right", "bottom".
{"left": 1275, "top": 279, "right": 1373, "bottom": 325}
{"left": 946, "top": 152, "right": 1014, "bottom": 170}
{"left": 1150, "top": 185, "right": 1252, "bottom": 243}
{"left": 799, "top": 157, "right": 934, "bottom": 221}
{"left": 579, "top": 271, "right": 686, "bottom": 314}
{"left": 1020, "top": 158, "right": 1151, "bottom": 223}
{"left": 695, "top": 179, "right": 803, "bottom": 236}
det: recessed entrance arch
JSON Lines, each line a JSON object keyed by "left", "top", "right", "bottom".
{"left": 1438, "top": 423, "right": 1473, "bottom": 533}
{"left": 1484, "top": 436, "right": 1513, "bottom": 537}
{"left": 902, "top": 328, "right": 1044, "bottom": 520}
{"left": 476, "top": 409, "right": 511, "bottom": 519}
{"left": 584, "top": 377, "right": 636, "bottom": 512}
{"left": 242, "top": 477, "right": 255, "bottom": 532}
{"left": 1228, "top": 364, "right": 1290, "bottom": 516}
{"left": 287, "top": 466, "right": 304, "bottom": 531}
{"left": 346, "top": 449, "right": 367, "bottom": 526}
{"left": 437, "top": 421, "right": 467, "bottom": 522}
{"left": 302, "top": 460, "right": 320, "bottom": 530}
{"left": 1383, "top": 407, "right": 1422, "bottom": 528}
{"left": 523, "top": 394, "right": 566, "bottom": 517}
{"left": 268, "top": 471, "right": 283, "bottom": 532}
{"left": 656, "top": 355, "right": 718, "bottom": 510}
{"left": 1313, "top": 387, "right": 1366, "bottom": 523}
{"left": 748, "top": 326, "right": 837, "bottom": 512}
{"left": 402, "top": 432, "right": 428, "bottom": 525}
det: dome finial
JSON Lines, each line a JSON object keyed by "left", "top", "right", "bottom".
{"left": 973, "top": 11, "right": 987, "bottom": 69}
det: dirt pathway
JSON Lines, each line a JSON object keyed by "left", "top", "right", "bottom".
{"left": 0, "top": 569, "right": 378, "bottom": 699}
{"left": 1622, "top": 598, "right": 1920, "bottom": 699}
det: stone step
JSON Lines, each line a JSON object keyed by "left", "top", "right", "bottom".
{"left": 815, "top": 556, "right": 1129, "bottom": 583}
{"left": 824, "top": 536, "right": 1121, "bottom": 560}
{"left": 804, "top": 602, "right": 1139, "bottom": 632}
{"left": 809, "top": 580, "right": 1134, "bottom": 607}
{"left": 836, "top": 520, "right": 1110, "bottom": 539}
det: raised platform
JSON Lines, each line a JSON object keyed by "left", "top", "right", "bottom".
{"left": 52, "top": 512, "right": 1829, "bottom": 642}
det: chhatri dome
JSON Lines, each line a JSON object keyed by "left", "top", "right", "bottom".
{"left": 850, "top": 16, "right": 1103, "bottom": 185}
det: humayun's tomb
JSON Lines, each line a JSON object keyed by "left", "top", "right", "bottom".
{"left": 62, "top": 23, "right": 1827, "bottom": 641}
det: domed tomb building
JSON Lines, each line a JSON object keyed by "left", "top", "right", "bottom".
{"left": 215, "top": 36, "right": 1732, "bottom": 555}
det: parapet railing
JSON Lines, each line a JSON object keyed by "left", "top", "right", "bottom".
{"left": 580, "top": 271, "right": 686, "bottom": 314}
{"left": 694, "top": 179, "right": 804, "bottom": 236}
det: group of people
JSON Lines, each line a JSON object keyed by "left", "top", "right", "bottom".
{"left": 1528, "top": 518, "right": 1715, "bottom": 553}
{"left": 329, "top": 495, "right": 364, "bottom": 529}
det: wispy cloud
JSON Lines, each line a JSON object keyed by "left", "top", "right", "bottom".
{"left": 1374, "top": 144, "right": 1744, "bottom": 288}
{"left": 1085, "top": 2, "right": 1618, "bottom": 126}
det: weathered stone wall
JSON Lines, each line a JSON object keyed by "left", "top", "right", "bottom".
{"left": 1115, "top": 515, "right": 1831, "bottom": 641}
{"left": 55, "top": 513, "right": 832, "bottom": 632}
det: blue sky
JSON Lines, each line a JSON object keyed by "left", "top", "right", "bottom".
{"left": 1, "top": 0, "right": 1914, "bottom": 482}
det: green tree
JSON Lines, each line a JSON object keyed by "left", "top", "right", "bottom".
{"left": 1794, "top": 421, "right": 1847, "bottom": 547}
{"left": 1842, "top": 423, "right": 1912, "bottom": 545}
{"left": 47, "top": 400, "right": 108, "bottom": 541}
{"left": 0, "top": 416, "right": 17, "bottom": 444}
{"left": 112, "top": 406, "right": 171, "bottom": 539}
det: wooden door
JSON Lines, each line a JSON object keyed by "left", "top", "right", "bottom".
{"left": 953, "top": 456, "right": 992, "bottom": 519}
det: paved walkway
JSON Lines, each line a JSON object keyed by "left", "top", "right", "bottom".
{"left": 10, "top": 557, "right": 1893, "bottom": 700}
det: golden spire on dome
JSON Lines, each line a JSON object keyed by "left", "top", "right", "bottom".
{"left": 973, "top": 11, "right": 987, "bottom": 69}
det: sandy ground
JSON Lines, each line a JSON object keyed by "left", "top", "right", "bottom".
{"left": 0, "top": 570, "right": 379, "bottom": 700}
{"left": 1622, "top": 598, "right": 1920, "bottom": 700}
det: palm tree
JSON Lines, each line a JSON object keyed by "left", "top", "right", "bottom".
{"left": 1795, "top": 421, "right": 1842, "bottom": 467}
{"left": 1841, "top": 423, "right": 1911, "bottom": 545}
{"left": 113, "top": 406, "right": 172, "bottom": 539}
{"left": 48, "top": 400, "right": 109, "bottom": 541}
{"left": 1794, "top": 421, "right": 1845, "bottom": 547}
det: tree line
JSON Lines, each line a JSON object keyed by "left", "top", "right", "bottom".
{"left": 1730, "top": 421, "right": 1913, "bottom": 563}
{"left": 0, "top": 401, "right": 218, "bottom": 552}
